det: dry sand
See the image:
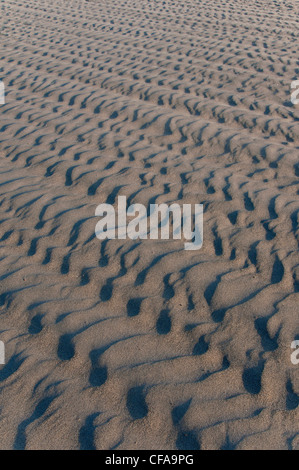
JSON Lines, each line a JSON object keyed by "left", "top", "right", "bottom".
{"left": 0, "top": 0, "right": 298, "bottom": 450}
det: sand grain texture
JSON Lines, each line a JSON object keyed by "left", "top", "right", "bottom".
{"left": 0, "top": 0, "right": 298, "bottom": 450}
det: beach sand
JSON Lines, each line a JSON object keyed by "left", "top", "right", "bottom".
{"left": 0, "top": 0, "right": 298, "bottom": 450}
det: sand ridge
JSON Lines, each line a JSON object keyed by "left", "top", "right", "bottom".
{"left": 0, "top": 0, "right": 298, "bottom": 450}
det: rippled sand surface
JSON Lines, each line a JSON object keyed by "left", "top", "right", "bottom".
{"left": 0, "top": 0, "right": 298, "bottom": 450}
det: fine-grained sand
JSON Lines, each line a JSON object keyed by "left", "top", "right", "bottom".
{"left": 0, "top": 0, "right": 298, "bottom": 450}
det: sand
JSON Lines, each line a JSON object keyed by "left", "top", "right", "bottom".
{"left": 0, "top": 0, "right": 298, "bottom": 450}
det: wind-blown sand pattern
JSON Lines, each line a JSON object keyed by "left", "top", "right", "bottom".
{"left": 0, "top": 0, "right": 299, "bottom": 450}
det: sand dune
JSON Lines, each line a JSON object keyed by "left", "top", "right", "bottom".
{"left": 0, "top": 0, "right": 298, "bottom": 450}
